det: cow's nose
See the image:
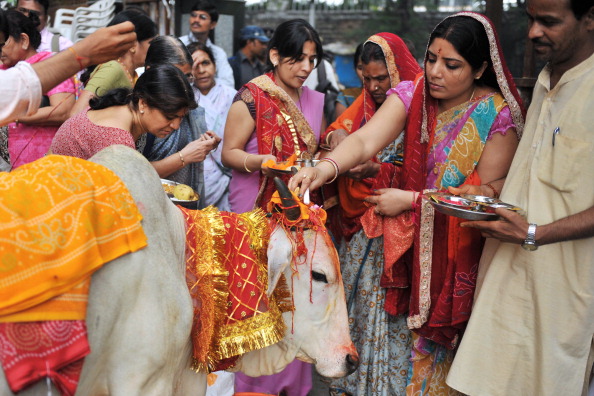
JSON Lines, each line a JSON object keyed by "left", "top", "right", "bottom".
{"left": 345, "top": 353, "right": 359, "bottom": 374}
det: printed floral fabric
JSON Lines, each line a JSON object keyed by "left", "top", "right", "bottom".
{"left": 406, "top": 333, "right": 461, "bottom": 396}
{"left": 330, "top": 236, "right": 411, "bottom": 395}
{"left": 50, "top": 108, "right": 135, "bottom": 160}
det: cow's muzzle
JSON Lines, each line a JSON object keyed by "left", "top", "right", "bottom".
{"left": 345, "top": 352, "right": 359, "bottom": 375}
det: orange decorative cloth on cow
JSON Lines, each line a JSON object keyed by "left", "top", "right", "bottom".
{"left": 0, "top": 155, "right": 147, "bottom": 322}
{"left": 180, "top": 206, "right": 289, "bottom": 372}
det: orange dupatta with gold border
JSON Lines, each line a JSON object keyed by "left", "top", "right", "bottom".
{"left": 322, "top": 33, "right": 421, "bottom": 240}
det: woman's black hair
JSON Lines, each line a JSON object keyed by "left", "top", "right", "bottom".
{"left": 107, "top": 9, "right": 157, "bottom": 42}
{"left": 186, "top": 41, "right": 216, "bottom": 67}
{"left": 360, "top": 41, "right": 387, "bottom": 68}
{"left": 89, "top": 64, "right": 197, "bottom": 114}
{"left": 81, "top": 10, "right": 157, "bottom": 85}
{"left": 2, "top": 10, "right": 41, "bottom": 50}
{"left": 353, "top": 42, "right": 364, "bottom": 69}
{"left": 428, "top": 15, "right": 497, "bottom": 89}
{"left": 145, "top": 35, "right": 193, "bottom": 68}
{"left": 265, "top": 18, "right": 323, "bottom": 71}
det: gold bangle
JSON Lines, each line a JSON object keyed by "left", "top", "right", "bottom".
{"left": 178, "top": 151, "right": 185, "bottom": 167}
{"left": 243, "top": 153, "right": 253, "bottom": 173}
{"left": 324, "top": 130, "right": 335, "bottom": 146}
{"left": 320, "top": 158, "right": 339, "bottom": 184}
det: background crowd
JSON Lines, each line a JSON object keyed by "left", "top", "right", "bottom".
{"left": 1, "top": 0, "right": 594, "bottom": 395}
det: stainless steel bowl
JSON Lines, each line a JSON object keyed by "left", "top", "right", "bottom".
{"left": 426, "top": 192, "right": 524, "bottom": 220}
{"left": 429, "top": 200, "right": 498, "bottom": 221}
{"left": 161, "top": 179, "right": 199, "bottom": 209}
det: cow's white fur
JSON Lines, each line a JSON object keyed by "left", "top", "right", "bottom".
{"left": 0, "top": 145, "right": 356, "bottom": 395}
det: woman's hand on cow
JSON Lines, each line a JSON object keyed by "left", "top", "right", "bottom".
{"left": 364, "top": 188, "right": 415, "bottom": 217}
{"left": 288, "top": 160, "right": 336, "bottom": 195}
{"left": 345, "top": 160, "right": 380, "bottom": 181}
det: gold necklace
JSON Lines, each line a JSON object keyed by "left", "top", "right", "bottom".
{"left": 117, "top": 58, "right": 135, "bottom": 85}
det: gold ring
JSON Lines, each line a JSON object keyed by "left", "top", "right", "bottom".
{"left": 303, "top": 175, "right": 310, "bottom": 180}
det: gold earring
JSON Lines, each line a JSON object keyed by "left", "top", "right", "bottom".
{"left": 140, "top": 110, "right": 144, "bottom": 114}
{"left": 131, "top": 48, "right": 136, "bottom": 54}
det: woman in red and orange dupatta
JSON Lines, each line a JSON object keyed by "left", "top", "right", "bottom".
{"left": 290, "top": 12, "right": 525, "bottom": 395}
{"left": 320, "top": 33, "right": 421, "bottom": 395}
{"left": 222, "top": 19, "right": 325, "bottom": 215}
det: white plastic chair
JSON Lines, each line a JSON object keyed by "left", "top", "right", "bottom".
{"left": 71, "top": 0, "right": 116, "bottom": 42}
{"left": 53, "top": 8, "right": 75, "bottom": 41}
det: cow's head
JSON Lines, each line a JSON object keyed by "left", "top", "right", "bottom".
{"left": 266, "top": 178, "right": 359, "bottom": 378}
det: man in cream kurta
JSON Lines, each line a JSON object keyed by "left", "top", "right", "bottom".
{"left": 447, "top": 1, "right": 594, "bottom": 395}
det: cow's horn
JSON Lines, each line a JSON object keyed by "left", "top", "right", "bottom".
{"left": 273, "top": 177, "right": 301, "bottom": 221}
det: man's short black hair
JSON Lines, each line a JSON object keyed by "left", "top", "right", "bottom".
{"left": 20, "top": 0, "right": 49, "bottom": 15}
{"left": 190, "top": 0, "right": 218, "bottom": 22}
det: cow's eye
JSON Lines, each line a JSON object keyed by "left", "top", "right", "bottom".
{"left": 312, "top": 271, "right": 328, "bottom": 283}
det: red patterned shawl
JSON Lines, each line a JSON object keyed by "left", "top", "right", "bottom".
{"left": 180, "top": 206, "right": 290, "bottom": 372}
{"left": 245, "top": 73, "right": 318, "bottom": 209}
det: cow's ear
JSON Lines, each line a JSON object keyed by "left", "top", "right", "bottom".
{"left": 267, "top": 227, "right": 292, "bottom": 296}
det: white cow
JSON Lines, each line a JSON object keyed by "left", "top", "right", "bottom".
{"left": 0, "top": 145, "right": 358, "bottom": 396}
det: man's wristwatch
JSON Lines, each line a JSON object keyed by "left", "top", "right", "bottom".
{"left": 521, "top": 223, "right": 538, "bottom": 251}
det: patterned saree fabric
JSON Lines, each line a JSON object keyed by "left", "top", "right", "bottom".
{"left": 0, "top": 321, "right": 88, "bottom": 395}
{"left": 0, "top": 155, "right": 147, "bottom": 322}
{"left": 179, "top": 206, "right": 289, "bottom": 373}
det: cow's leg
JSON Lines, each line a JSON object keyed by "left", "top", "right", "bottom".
{"left": 0, "top": 369, "right": 60, "bottom": 396}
